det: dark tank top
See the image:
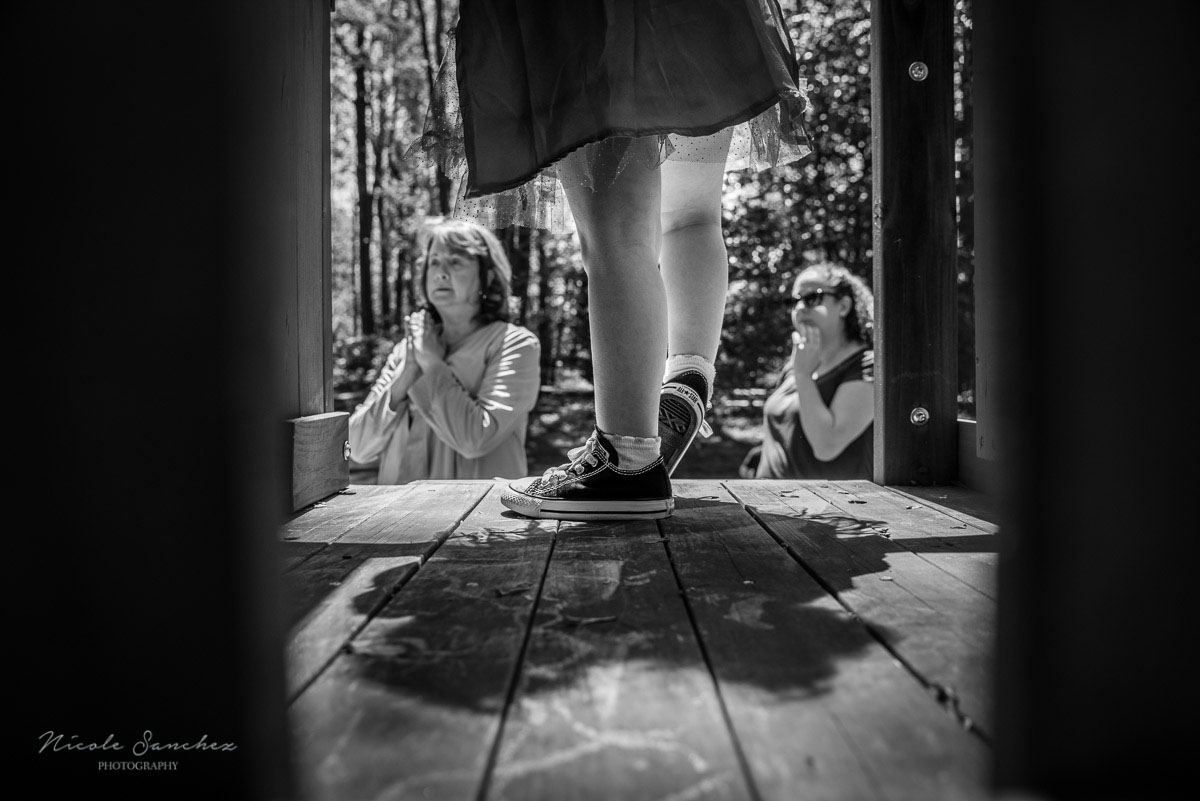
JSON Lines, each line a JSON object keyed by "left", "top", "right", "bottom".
{"left": 755, "top": 347, "right": 874, "bottom": 480}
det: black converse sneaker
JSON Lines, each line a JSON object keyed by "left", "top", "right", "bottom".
{"left": 658, "top": 371, "right": 713, "bottom": 476}
{"left": 501, "top": 429, "right": 673, "bottom": 520}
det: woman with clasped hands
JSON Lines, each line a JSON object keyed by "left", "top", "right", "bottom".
{"left": 744, "top": 262, "right": 875, "bottom": 480}
{"left": 348, "top": 220, "right": 541, "bottom": 484}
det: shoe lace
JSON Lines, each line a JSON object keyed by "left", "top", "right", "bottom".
{"left": 540, "top": 433, "right": 601, "bottom": 486}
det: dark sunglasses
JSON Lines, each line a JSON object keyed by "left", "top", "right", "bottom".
{"left": 793, "top": 288, "right": 840, "bottom": 308}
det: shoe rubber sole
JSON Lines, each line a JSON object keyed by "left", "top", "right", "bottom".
{"left": 500, "top": 491, "right": 673, "bottom": 521}
{"left": 658, "top": 383, "right": 708, "bottom": 476}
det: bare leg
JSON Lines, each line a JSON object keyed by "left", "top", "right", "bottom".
{"left": 559, "top": 139, "right": 664, "bottom": 438}
{"left": 660, "top": 133, "right": 733, "bottom": 364}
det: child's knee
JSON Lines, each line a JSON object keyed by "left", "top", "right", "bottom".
{"left": 660, "top": 208, "right": 721, "bottom": 235}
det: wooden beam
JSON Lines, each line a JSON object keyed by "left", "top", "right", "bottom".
{"left": 277, "top": 0, "right": 333, "bottom": 418}
{"left": 870, "top": 0, "right": 958, "bottom": 485}
{"left": 297, "top": 0, "right": 334, "bottom": 416}
{"left": 971, "top": 0, "right": 1009, "bottom": 482}
{"left": 287, "top": 411, "right": 351, "bottom": 511}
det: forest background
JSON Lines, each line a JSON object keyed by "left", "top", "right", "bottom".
{"left": 330, "top": 0, "right": 976, "bottom": 479}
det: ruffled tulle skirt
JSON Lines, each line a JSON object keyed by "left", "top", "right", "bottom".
{"left": 408, "top": 0, "right": 812, "bottom": 232}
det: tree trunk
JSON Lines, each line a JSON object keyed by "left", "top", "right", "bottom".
{"left": 574, "top": 271, "right": 592, "bottom": 383}
{"left": 395, "top": 249, "right": 408, "bottom": 323}
{"left": 503, "top": 226, "right": 532, "bottom": 326}
{"left": 534, "top": 232, "right": 557, "bottom": 386}
{"left": 350, "top": 214, "right": 360, "bottom": 337}
{"left": 354, "top": 25, "right": 376, "bottom": 335}
{"left": 377, "top": 195, "right": 392, "bottom": 328}
{"left": 373, "top": 80, "right": 393, "bottom": 329}
{"left": 414, "top": 0, "right": 453, "bottom": 215}
{"left": 432, "top": 0, "right": 453, "bottom": 212}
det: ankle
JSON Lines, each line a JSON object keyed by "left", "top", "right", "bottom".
{"left": 664, "top": 354, "right": 714, "bottom": 404}
{"left": 603, "top": 430, "right": 662, "bottom": 471}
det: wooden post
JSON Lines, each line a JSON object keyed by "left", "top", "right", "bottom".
{"left": 870, "top": 0, "right": 958, "bottom": 485}
{"left": 291, "top": 0, "right": 334, "bottom": 417}
{"left": 281, "top": 0, "right": 347, "bottom": 509}
{"left": 972, "top": 0, "right": 1006, "bottom": 484}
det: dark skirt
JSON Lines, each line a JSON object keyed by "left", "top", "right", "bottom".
{"left": 411, "top": 0, "right": 811, "bottom": 231}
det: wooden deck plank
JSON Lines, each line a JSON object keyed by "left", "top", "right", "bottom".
{"left": 487, "top": 518, "right": 752, "bottom": 801}
{"left": 288, "top": 486, "right": 556, "bottom": 801}
{"left": 283, "top": 483, "right": 490, "bottom": 621}
{"left": 288, "top": 482, "right": 504, "bottom": 700}
{"left": 285, "top": 481, "right": 498, "bottom": 700}
{"left": 891, "top": 484, "right": 1001, "bottom": 527}
{"left": 327, "top": 481, "right": 492, "bottom": 545}
{"left": 805, "top": 481, "right": 998, "bottom": 598}
{"left": 283, "top": 479, "right": 995, "bottom": 800}
{"left": 281, "top": 484, "right": 404, "bottom": 553}
{"left": 840, "top": 480, "right": 999, "bottom": 535}
{"left": 723, "top": 481, "right": 994, "bottom": 734}
{"left": 281, "top": 486, "right": 399, "bottom": 570}
{"left": 282, "top": 541, "right": 328, "bottom": 572}
{"left": 667, "top": 482, "right": 990, "bottom": 801}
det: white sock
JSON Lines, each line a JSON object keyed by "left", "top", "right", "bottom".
{"left": 663, "top": 354, "right": 715, "bottom": 402}
{"left": 606, "top": 432, "right": 662, "bottom": 471}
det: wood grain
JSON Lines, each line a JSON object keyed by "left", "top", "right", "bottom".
{"left": 723, "top": 480, "right": 994, "bottom": 735}
{"left": 288, "top": 411, "right": 350, "bottom": 510}
{"left": 289, "top": 487, "right": 557, "bottom": 801}
{"left": 871, "top": 0, "right": 959, "bottom": 484}
{"left": 487, "top": 518, "right": 752, "bottom": 801}
{"left": 888, "top": 483, "right": 1000, "bottom": 529}
{"left": 284, "top": 480, "right": 995, "bottom": 800}
{"left": 668, "top": 481, "right": 989, "bottom": 800}
{"left": 284, "top": 481, "right": 493, "bottom": 698}
{"left": 282, "top": 485, "right": 397, "bottom": 543}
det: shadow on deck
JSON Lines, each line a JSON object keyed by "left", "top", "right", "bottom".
{"left": 281, "top": 479, "right": 998, "bottom": 801}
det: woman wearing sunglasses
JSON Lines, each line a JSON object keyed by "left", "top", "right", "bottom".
{"left": 741, "top": 262, "right": 875, "bottom": 479}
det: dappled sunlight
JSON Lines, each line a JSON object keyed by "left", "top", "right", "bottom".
{"left": 286, "top": 478, "right": 996, "bottom": 800}
{"left": 286, "top": 535, "right": 888, "bottom": 716}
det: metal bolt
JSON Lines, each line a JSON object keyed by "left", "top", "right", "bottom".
{"left": 910, "top": 407, "right": 930, "bottom": 426}
{"left": 909, "top": 61, "right": 929, "bottom": 81}
{"left": 343, "top": 441, "right": 352, "bottom": 461}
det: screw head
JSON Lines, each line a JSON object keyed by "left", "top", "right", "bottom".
{"left": 910, "top": 407, "right": 930, "bottom": 426}
{"left": 909, "top": 61, "right": 929, "bottom": 81}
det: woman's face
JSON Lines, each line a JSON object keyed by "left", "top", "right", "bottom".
{"left": 790, "top": 273, "right": 848, "bottom": 334}
{"left": 424, "top": 241, "right": 482, "bottom": 318}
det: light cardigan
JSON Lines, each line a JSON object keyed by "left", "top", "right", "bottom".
{"left": 348, "top": 321, "right": 541, "bottom": 484}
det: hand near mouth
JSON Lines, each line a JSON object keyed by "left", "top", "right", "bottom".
{"left": 791, "top": 323, "right": 821, "bottom": 378}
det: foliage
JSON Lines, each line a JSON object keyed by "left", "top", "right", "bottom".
{"left": 331, "top": 0, "right": 458, "bottom": 343}
{"left": 330, "top": 0, "right": 977, "bottom": 417}
{"left": 333, "top": 333, "right": 397, "bottom": 395}
{"left": 721, "top": 0, "right": 874, "bottom": 389}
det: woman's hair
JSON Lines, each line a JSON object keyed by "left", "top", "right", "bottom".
{"left": 416, "top": 220, "right": 513, "bottom": 325}
{"left": 794, "top": 262, "right": 874, "bottom": 347}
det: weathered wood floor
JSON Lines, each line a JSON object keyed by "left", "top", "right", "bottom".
{"left": 281, "top": 479, "right": 998, "bottom": 801}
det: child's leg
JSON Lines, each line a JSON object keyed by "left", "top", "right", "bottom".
{"left": 655, "top": 138, "right": 732, "bottom": 475}
{"left": 558, "top": 140, "right": 664, "bottom": 439}
{"left": 660, "top": 155, "right": 730, "bottom": 370}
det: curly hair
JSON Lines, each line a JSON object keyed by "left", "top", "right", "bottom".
{"left": 416, "top": 220, "right": 513, "bottom": 325}
{"left": 793, "top": 262, "right": 874, "bottom": 347}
